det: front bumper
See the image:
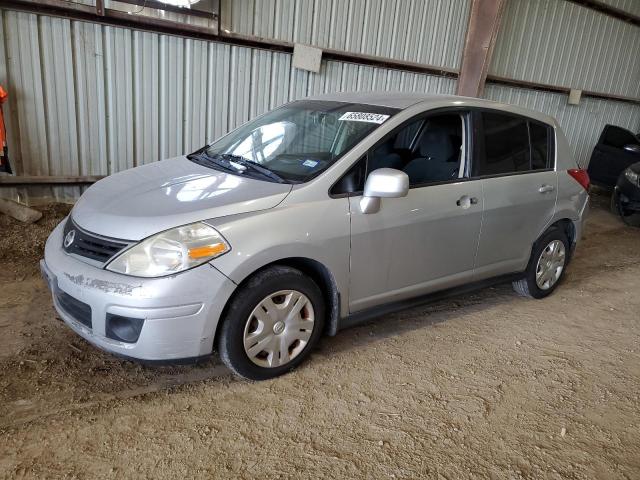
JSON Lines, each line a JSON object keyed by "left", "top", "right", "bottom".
{"left": 41, "top": 221, "right": 237, "bottom": 361}
{"left": 615, "top": 177, "right": 640, "bottom": 213}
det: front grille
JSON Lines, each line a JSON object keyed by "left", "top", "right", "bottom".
{"left": 56, "top": 290, "right": 92, "bottom": 329}
{"left": 63, "top": 218, "right": 129, "bottom": 263}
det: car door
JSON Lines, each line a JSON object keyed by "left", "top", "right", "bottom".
{"left": 588, "top": 125, "right": 640, "bottom": 187}
{"left": 347, "top": 111, "right": 483, "bottom": 312}
{"left": 472, "top": 111, "right": 558, "bottom": 279}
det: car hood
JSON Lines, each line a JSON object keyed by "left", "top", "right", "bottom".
{"left": 72, "top": 156, "right": 293, "bottom": 240}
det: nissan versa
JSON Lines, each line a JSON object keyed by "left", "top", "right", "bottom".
{"left": 41, "top": 92, "right": 590, "bottom": 380}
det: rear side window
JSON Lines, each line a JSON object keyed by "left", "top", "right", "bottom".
{"left": 477, "top": 112, "right": 529, "bottom": 176}
{"left": 475, "top": 111, "right": 553, "bottom": 176}
{"left": 529, "top": 122, "right": 550, "bottom": 170}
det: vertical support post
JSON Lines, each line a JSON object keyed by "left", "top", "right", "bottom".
{"left": 457, "top": 0, "right": 506, "bottom": 98}
{"left": 95, "top": 0, "right": 105, "bottom": 16}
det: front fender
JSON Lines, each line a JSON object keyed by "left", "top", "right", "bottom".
{"left": 206, "top": 198, "right": 351, "bottom": 316}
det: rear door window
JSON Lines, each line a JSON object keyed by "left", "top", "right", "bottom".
{"left": 476, "top": 112, "right": 529, "bottom": 176}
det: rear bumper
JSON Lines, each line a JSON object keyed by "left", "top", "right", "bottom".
{"left": 42, "top": 221, "right": 237, "bottom": 361}
{"left": 576, "top": 195, "right": 589, "bottom": 244}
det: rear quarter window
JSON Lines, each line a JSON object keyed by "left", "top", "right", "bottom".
{"left": 529, "top": 122, "right": 552, "bottom": 170}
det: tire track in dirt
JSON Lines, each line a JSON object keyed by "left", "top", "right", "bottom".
{"left": 1, "top": 364, "right": 232, "bottom": 430}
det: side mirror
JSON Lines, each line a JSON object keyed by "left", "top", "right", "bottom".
{"left": 360, "top": 168, "right": 409, "bottom": 214}
{"left": 623, "top": 144, "right": 640, "bottom": 154}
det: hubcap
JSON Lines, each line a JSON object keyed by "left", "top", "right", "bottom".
{"left": 535, "top": 240, "right": 566, "bottom": 290}
{"left": 243, "top": 290, "right": 315, "bottom": 368}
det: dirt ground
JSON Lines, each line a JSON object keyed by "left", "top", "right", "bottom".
{"left": 1, "top": 193, "right": 639, "bottom": 479}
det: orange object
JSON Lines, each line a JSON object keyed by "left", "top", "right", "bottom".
{"left": 0, "top": 85, "right": 10, "bottom": 174}
{"left": 188, "top": 243, "right": 227, "bottom": 259}
{"left": 0, "top": 86, "right": 7, "bottom": 147}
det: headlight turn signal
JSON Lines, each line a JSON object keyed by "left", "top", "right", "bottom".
{"left": 106, "top": 222, "right": 230, "bottom": 277}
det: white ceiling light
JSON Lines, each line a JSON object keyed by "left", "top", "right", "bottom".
{"left": 157, "top": 0, "right": 201, "bottom": 7}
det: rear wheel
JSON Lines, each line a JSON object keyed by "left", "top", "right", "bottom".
{"left": 513, "top": 228, "right": 569, "bottom": 299}
{"left": 217, "top": 266, "right": 324, "bottom": 380}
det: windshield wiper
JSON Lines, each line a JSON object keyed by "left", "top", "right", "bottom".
{"left": 187, "top": 151, "right": 242, "bottom": 173}
{"left": 231, "top": 158, "right": 286, "bottom": 183}
{"left": 189, "top": 152, "right": 285, "bottom": 183}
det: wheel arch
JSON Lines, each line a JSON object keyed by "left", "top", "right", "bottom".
{"left": 214, "top": 257, "right": 341, "bottom": 348}
{"left": 549, "top": 218, "right": 576, "bottom": 246}
{"left": 531, "top": 218, "right": 577, "bottom": 266}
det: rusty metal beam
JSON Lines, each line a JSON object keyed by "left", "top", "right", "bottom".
{"left": 457, "top": 0, "right": 506, "bottom": 98}
{"left": 486, "top": 74, "right": 640, "bottom": 104}
{"left": 0, "top": 175, "right": 104, "bottom": 186}
{"left": 95, "top": 0, "right": 104, "bottom": 17}
{"left": 567, "top": 0, "right": 640, "bottom": 26}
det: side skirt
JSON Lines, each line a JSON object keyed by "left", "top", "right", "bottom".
{"left": 338, "top": 273, "right": 522, "bottom": 331}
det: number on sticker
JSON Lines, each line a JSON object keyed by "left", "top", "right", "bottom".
{"left": 338, "top": 112, "right": 390, "bottom": 124}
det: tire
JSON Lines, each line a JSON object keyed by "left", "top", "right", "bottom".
{"left": 610, "top": 190, "right": 620, "bottom": 215}
{"left": 512, "top": 228, "right": 570, "bottom": 299}
{"left": 217, "top": 265, "right": 325, "bottom": 381}
{"left": 611, "top": 189, "right": 640, "bottom": 227}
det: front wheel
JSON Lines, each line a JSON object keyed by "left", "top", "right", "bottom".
{"left": 513, "top": 228, "right": 569, "bottom": 299}
{"left": 217, "top": 266, "right": 325, "bottom": 380}
{"left": 610, "top": 189, "right": 620, "bottom": 215}
{"left": 611, "top": 189, "right": 640, "bottom": 227}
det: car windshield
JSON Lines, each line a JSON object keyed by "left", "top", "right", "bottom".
{"left": 193, "top": 100, "right": 398, "bottom": 183}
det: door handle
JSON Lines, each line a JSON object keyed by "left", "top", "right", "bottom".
{"left": 538, "top": 184, "right": 555, "bottom": 193}
{"left": 456, "top": 195, "right": 479, "bottom": 208}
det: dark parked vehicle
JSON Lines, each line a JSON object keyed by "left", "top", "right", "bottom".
{"left": 588, "top": 124, "right": 640, "bottom": 188}
{"left": 611, "top": 161, "right": 640, "bottom": 226}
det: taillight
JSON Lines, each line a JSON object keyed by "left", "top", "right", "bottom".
{"left": 568, "top": 169, "right": 590, "bottom": 191}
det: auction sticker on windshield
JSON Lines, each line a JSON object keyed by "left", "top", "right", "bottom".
{"left": 338, "top": 112, "right": 390, "bottom": 124}
{"left": 302, "top": 159, "right": 319, "bottom": 168}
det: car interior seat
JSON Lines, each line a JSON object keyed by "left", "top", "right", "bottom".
{"left": 368, "top": 139, "right": 404, "bottom": 172}
{"left": 403, "top": 125, "right": 459, "bottom": 184}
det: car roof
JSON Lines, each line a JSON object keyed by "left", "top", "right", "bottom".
{"left": 306, "top": 91, "right": 557, "bottom": 127}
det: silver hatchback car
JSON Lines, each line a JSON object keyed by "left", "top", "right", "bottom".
{"left": 41, "top": 92, "right": 589, "bottom": 380}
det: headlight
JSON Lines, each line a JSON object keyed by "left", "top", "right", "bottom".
{"left": 106, "top": 222, "right": 230, "bottom": 277}
{"left": 624, "top": 168, "right": 639, "bottom": 186}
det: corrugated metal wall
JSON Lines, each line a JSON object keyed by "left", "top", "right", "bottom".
{"left": 487, "top": 0, "right": 640, "bottom": 169}
{"left": 0, "top": 1, "right": 639, "bottom": 204}
{"left": 490, "top": 0, "right": 640, "bottom": 99}
{"left": 0, "top": 9, "right": 457, "bottom": 203}
{"left": 221, "top": 0, "right": 471, "bottom": 70}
